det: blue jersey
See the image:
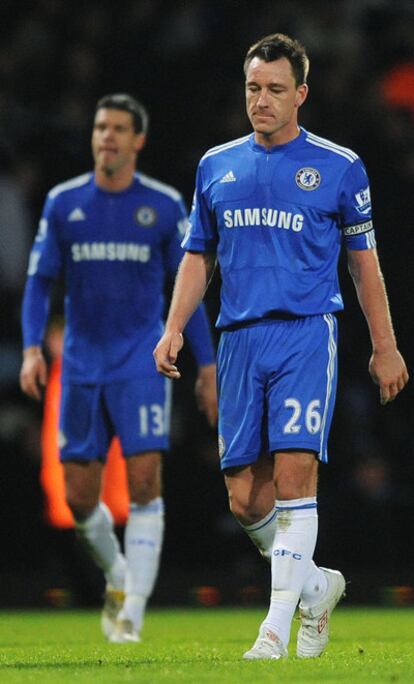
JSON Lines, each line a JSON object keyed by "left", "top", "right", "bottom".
{"left": 24, "top": 172, "right": 213, "bottom": 383}
{"left": 184, "top": 127, "right": 376, "bottom": 328}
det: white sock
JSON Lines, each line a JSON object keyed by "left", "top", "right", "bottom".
{"left": 262, "top": 497, "right": 318, "bottom": 648}
{"left": 75, "top": 502, "right": 126, "bottom": 589}
{"left": 241, "top": 504, "right": 328, "bottom": 608}
{"left": 300, "top": 561, "right": 328, "bottom": 607}
{"left": 121, "top": 497, "right": 164, "bottom": 631}
{"left": 239, "top": 500, "right": 327, "bottom": 608}
{"left": 240, "top": 506, "right": 277, "bottom": 561}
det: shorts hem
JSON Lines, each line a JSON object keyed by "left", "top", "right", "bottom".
{"left": 60, "top": 453, "right": 105, "bottom": 463}
{"left": 123, "top": 445, "right": 169, "bottom": 457}
{"left": 270, "top": 441, "right": 321, "bottom": 457}
{"left": 219, "top": 452, "right": 265, "bottom": 471}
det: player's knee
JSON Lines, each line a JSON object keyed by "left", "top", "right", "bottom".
{"left": 274, "top": 455, "right": 317, "bottom": 500}
{"left": 274, "top": 475, "right": 315, "bottom": 500}
{"left": 65, "top": 488, "right": 97, "bottom": 521}
{"left": 129, "top": 477, "right": 160, "bottom": 505}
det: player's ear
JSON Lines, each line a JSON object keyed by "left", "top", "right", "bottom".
{"left": 295, "top": 84, "right": 308, "bottom": 108}
{"left": 135, "top": 133, "right": 146, "bottom": 153}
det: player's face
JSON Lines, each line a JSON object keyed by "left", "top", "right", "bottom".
{"left": 92, "top": 108, "right": 145, "bottom": 176}
{"left": 245, "top": 57, "right": 308, "bottom": 146}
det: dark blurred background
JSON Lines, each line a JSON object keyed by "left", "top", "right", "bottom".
{"left": 0, "top": 0, "right": 413, "bottom": 610}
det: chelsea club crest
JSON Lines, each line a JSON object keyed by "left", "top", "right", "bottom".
{"left": 295, "top": 167, "right": 321, "bottom": 191}
{"left": 135, "top": 205, "right": 157, "bottom": 227}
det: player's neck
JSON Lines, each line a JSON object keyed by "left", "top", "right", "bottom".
{"left": 94, "top": 166, "right": 135, "bottom": 193}
{"left": 255, "top": 123, "right": 300, "bottom": 149}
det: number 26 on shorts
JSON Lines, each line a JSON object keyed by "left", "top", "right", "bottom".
{"left": 283, "top": 398, "right": 321, "bottom": 435}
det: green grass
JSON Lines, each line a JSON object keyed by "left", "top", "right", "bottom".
{"left": 0, "top": 607, "right": 413, "bottom": 683}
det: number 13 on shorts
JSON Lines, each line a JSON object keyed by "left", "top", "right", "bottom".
{"left": 138, "top": 403, "right": 166, "bottom": 436}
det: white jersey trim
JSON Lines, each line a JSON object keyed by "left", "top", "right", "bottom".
{"left": 137, "top": 173, "right": 182, "bottom": 202}
{"left": 48, "top": 173, "right": 92, "bottom": 199}
{"left": 320, "top": 314, "right": 337, "bottom": 459}
{"left": 306, "top": 132, "right": 358, "bottom": 163}
{"left": 202, "top": 135, "right": 250, "bottom": 160}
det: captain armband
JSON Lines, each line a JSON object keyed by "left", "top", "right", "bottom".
{"left": 342, "top": 220, "right": 373, "bottom": 236}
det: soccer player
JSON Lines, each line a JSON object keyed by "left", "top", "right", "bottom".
{"left": 154, "top": 34, "right": 408, "bottom": 660}
{"left": 20, "top": 93, "right": 217, "bottom": 643}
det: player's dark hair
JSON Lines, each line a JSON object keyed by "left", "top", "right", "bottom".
{"left": 244, "top": 33, "right": 309, "bottom": 86}
{"left": 95, "top": 93, "right": 149, "bottom": 134}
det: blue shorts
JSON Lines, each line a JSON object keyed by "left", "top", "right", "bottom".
{"left": 217, "top": 314, "right": 338, "bottom": 470}
{"left": 59, "top": 376, "right": 172, "bottom": 462}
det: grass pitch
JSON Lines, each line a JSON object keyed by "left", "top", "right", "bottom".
{"left": 0, "top": 607, "right": 413, "bottom": 683}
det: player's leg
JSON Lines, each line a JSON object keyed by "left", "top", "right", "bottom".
{"left": 64, "top": 461, "right": 126, "bottom": 587}
{"left": 228, "top": 457, "right": 327, "bottom": 588}
{"left": 224, "top": 455, "right": 277, "bottom": 560}
{"left": 246, "top": 314, "right": 344, "bottom": 659}
{"left": 267, "top": 452, "right": 345, "bottom": 658}
{"left": 105, "top": 376, "right": 169, "bottom": 643}
{"left": 217, "top": 325, "right": 278, "bottom": 556}
{"left": 110, "top": 452, "right": 164, "bottom": 642}
{"left": 228, "top": 454, "right": 332, "bottom": 654}
{"left": 217, "top": 325, "right": 288, "bottom": 659}
{"left": 60, "top": 383, "right": 126, "bottom": 638}
{"left": 246, "top": 451, "right": 317, "bottom": 649}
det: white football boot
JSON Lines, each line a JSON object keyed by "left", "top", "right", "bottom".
{"left": 101, "top": 586, "right": 125, "bottom": 640}
{"left": 243, "top": 625, "right": 288, "bottom": 660}
{"left": 297, "top": 567, "right": 345, "bottom": 658}
{"left": 109, "top": 618, "right": 141, "bottom": 644}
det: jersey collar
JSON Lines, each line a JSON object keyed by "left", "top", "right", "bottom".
{"left": 92, "top": 173, "right": 138, "bottom": 196}
{"left": 249, "top": 126, "right": 307, "bottom": 154}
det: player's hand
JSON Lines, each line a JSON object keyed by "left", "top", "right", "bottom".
{"left": 20, "top": 346, "right": 48, "bottom": 401}
{"left": 153, "top": 331, "right": 184, "bottom": 379}
{"left": 369, "top": 348, "right": 409, "bottom": 404}
{"left": 195, "top": 363, "right": 218, "bottom": 427}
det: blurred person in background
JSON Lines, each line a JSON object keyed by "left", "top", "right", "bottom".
{"left": 0, "top": 141, "right": 31, "bottom": 297}
{"left": 40, "top": 316, "right": 130, "bottom": 531}
{"left": 20, "top": 93, "right": 217, "bottom": 643}
{"left": 0, "top": 139, "right": 31, "bottom": 383}
{"left": 154, "top": 33, "right": 408, "bottom": 662}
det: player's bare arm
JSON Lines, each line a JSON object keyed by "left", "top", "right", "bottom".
{"left": 20, "top": 345, "right": 48, "bottom": 401}
{"left": 153, "top": 251, "right": 216, "bottom": 379}
{"left": 347, "top": 247, "right": 409, "bottom": 404}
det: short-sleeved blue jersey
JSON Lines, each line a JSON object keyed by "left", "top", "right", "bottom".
{"left": 183, "top": 127, "right": 376, "bottom": 328}
{"left": 26, "top": 172, "right": 193, "bottom": 383}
